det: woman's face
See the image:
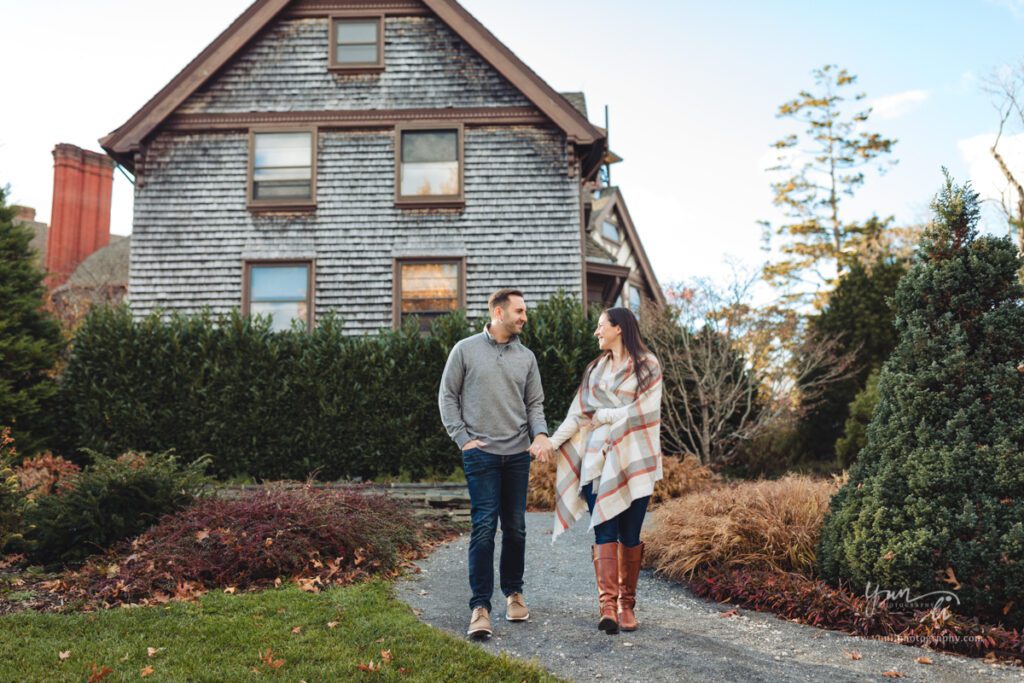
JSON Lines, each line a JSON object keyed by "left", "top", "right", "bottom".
{"left": 594, "top": 313, "right": 622, "bottom": 351}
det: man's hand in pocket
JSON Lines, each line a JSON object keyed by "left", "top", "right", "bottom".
{"left": 462, "top": 439, "right": 486, "bottom": 452}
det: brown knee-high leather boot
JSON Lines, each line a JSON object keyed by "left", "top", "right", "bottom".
{"left": 617, "top": 542, "right": 644, "bottom": 631}
{"left": 592, "top": 543, "right": 619, "bottom": 634}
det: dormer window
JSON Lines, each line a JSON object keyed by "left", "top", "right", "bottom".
{"left": 601, "top": 219, "right": 621, "bottom": 243}
{"left": 329, "top": 15, "right": 384, "bottom": 71}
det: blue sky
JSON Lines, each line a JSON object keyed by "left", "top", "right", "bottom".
{"left": 1, "top": 0, "right": 1022, "bottom": 288}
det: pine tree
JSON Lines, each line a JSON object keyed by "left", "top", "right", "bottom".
{"left": 817, "top": 173, "right": 1024, "bottom": 626}
{"left": 0, "top": 186, "right": 63, "bottom": 453}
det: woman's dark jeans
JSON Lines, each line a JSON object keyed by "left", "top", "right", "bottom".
{"left": 582, "top": 481, "right": 650, "bottom": 547}
{"left": 462, "top": 448, "right": 531, "bottom": 612}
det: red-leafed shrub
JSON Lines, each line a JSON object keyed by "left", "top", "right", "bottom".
{"left": 13, "top": 453, "right": 80, "bottom": 499}
{"left": 67, "top": 484, "right": 453, "bottom": 606}
{"left": 689, "top": 567, "right": 1024, "bottom": 662}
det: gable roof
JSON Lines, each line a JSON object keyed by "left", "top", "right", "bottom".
{"left": 588, "top": 187, "right": 665, "bottom": 306}
{"left": 100, "top": 0, "right": 603, "bottom": 164}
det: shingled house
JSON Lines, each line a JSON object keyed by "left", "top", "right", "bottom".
{"left": 101, "top": 0, "right": 662, "bottom": 333}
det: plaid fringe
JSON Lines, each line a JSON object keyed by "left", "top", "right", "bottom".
{"left": 552, "top": 354, "right": 663, "bottom": 542}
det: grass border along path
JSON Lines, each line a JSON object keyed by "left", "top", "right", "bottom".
{"left": 0, "top": 580, "right": 561, "bottom": 682}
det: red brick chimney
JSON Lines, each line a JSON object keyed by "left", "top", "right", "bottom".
{"left": 46, "top": 144, "right": 116, "bottom": 288}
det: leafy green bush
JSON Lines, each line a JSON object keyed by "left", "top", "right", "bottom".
{"left": 818, "top": 175, "right": 1024, "bottom": 627}
{"left": 834, "top": 369, "right": 879, "bottom": 468}
{"left": 56, "top": 293, "right": 595, "bottom": 481}
{"left": 23, "top": 450, "right": 212, "bottom": 565}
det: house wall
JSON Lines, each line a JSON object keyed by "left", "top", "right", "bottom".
{"left": 129, "top": 125, "right": 581, "bottom": 333}
{"left": 179, "top": 16, "right": 532, "bottom": 113}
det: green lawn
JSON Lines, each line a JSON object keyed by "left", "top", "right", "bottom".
{"left": 0, "top": 580, "right": 560, "bottom": 682}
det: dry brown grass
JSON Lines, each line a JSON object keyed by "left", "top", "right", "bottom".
{"left": 526, "top": 454, "right": 717, "bottom": 512}
{"left": 644, "top": 473, "right": 844, "bottom": 581}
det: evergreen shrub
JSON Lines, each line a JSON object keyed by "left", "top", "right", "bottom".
{"left": 818, "top": 175, "right": 1024, "bottom": 627}
{"left": 24, "top": 450, "right": 212, "bottom": 565}
{"left": 0, "top": 428, "right": 24, "bottom": 552}
{"left": 57, "top": 293, "right": 597, "bottom": 480}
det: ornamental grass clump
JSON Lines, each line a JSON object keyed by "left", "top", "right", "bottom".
{"left": 645, "top": 474, "right": 841, "bottom": 580}
{"left": 71, "top": 484, "right": 444, "bottom": 606}
{"left": 817, "top": 175, "right": 1024, "bottom": 628}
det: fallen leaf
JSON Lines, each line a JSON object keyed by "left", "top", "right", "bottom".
{"left": 140, "top": 665, "right": 155, "bottom": 678}
{"left": 264, "top": 537, "right": 274, "bottom": 547}
{"left": 327, "top": 621, "right": 339, "bottom": 629}
{"left": 59, "top": 650, "right": 71, "bottom": 661}
{"left": 399, "top": 668, "right": 409, "bottom": 675}
{"left": 274, "top": 578, "right": 282, "bottom": 588}
{"left": 984, "top": 652, "right": 999, "bottom": 663}
{"left": 882, "top": 551, "right": 895, "bottom": 561}
{"left": 356, "top": 661, "right": 380, "bottom": 672}
{"left": 87, "top": 663, "right": 114, "bottom": 682}
{"left": 194, "top": 529, "right": 210, "bottom": 542}
{"left": 843, "top": 651, "right": 862, "bottom": 660}
{"left": 915, "top": 656, "right": 933, "bottom": 665}
{"left": 291, "top": 626, "right": 302, "bottom": 635}
{"left": 223, "top": 586, "right": 237, "bottom": 595}
{"left": 1004, "top": 600, "right": 1015, "bottom": 615}
{"left": 147, "top": 647, "right": 162, "bottom": 658}
{"left": 374, "top": 637, "right": 385, "bottom": 643}
{"left": 105, "top": 563, "right": 120, "bottom": 579}
{"left": 381, "top": 650, "right": 392, "bottom": 663}
{"left": 882, "top": 671, "right": 904, "bottom": 678}
{"left": 942, "top": 567, "right": 961, "bottom": 591}
{"left": 259, "top": 648, "right": 284, "bottom": 670}
{"left": 719, "top": 608, "right": 738, "bottom": 618}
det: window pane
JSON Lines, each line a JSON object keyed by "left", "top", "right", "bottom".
{"left": 400, "top": 161, "right": 459, "bottom": 196}
{"left": 629, "top": 287, "right": 642, "bottom": 314}
{"left": 255, "top": 133, "right": 311, "bottom": 168}
{"left": 335, "top": 44, "right": 378, "bottom": 64}
{"left": 250, "top": 301, "right": 308, "bottom": 331}
{"left": 251, "top": 265, "right": 309, "bottom": 301}
{"left": 402, "top": 131, "right": 457, "bottom": 163}
{"left": 335, "top": 20, "right": 377, "bottom": 44}
{"left": 401, "top": 262, "right": 458, "bottom": 312}
{"left": 602, "top": 220, "right": 619, "bottom": 241}
{"left": 253, "top": 180, "right": 312, "bottom": 200}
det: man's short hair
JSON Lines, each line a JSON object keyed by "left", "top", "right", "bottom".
{"left": 488, "top": 288, "right": 524, "bottom": 312}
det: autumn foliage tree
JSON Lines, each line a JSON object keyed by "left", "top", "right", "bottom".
{"left": 762, "top": 65, "right": 897, "bottom": 305}
{"left": 818, "top": 174, "right": 1024, "bottom": 627}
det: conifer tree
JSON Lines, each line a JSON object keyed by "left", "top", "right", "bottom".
{"left": 0, "top": 186, "right": 62, "bottom": 452}
{"left": 818, "top": 173, "right": 1024, "bottom": 626}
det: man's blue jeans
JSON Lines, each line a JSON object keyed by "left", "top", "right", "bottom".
{"left": 462, "top": 448, "right": 531, "bottom": 612}
{"left": 581, "top": 481, "right": 650, "bottom": 547}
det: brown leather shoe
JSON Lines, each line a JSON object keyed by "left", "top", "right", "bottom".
{"left": 467, "top": 607, "right": 492, "bottom": 638}
{"left": 592, "top": 543, "right": 619, "bottom": 634}
{"left": 506, "top": 592, "right": 529, "bottom": 621}
{"left": 618, "top": 542, "right": 644, "bottom": 631}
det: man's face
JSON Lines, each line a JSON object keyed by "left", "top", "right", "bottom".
{"left": 497, "top": 295, "right": 528, "bottom": 334}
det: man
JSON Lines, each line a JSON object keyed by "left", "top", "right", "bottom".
{"left": 439, "top": 288, "right": 554, "bottom": 638}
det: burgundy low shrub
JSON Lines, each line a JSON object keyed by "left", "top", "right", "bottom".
{"left": 689, "top": 567, "right": 1024, "bottom": 662}
{"left": 68, "top": 484, "right": 451, "bottom": 606}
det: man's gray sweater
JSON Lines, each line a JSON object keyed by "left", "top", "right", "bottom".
{"left": 438, "top": 326, "right": 548, "bottom": 455}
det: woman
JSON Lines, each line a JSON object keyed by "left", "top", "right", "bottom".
{"left": 548, "top": 307, "right": 663, "bottom": 634}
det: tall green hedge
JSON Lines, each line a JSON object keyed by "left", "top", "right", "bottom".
{"left": 56, "top": 293, "right": 598, "bottom": 480}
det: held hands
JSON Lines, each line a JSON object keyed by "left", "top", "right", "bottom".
{"left": 529, "top": 434, "right": 554, "bottom": 463}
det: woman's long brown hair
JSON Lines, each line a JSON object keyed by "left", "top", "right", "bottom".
{"left": 581, "top": 307, "right": 654, "bottom": 394}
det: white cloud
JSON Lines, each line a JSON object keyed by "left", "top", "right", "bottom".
{"left": 869, "top": 89, "right": 930, "bottom": 121}
{"left": 957, "top": 132, "right": 1024, "bottom": 206}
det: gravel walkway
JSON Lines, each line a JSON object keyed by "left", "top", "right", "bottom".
{"left": 396, "top": 512, "right": 1024, "bottom": 682}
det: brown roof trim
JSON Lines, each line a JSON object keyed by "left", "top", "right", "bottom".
{"left": 100, "top": 0, "right": 290, "bottom": 156}
{"left": 591, "top": 188, "right": 665, "bottom": 306}
{"left": 164, "top": 106, "right": 548, "bottom": 133}
{"left": 421, "top": 0, "right": 601, "bottom": 144}
{"left": 101, "top": 0, "right": 603, "bottom": 161}
{"left": 586, "top": 261, "right": 631, "bottom": 279}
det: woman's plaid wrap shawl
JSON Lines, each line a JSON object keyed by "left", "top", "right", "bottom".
{"left": 552, "top": 353, "right": 663, "bottom": 542}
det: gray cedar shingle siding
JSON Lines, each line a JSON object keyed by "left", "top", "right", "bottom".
{"left": 179, "top": 17, "right": 531, "bottom": 114}
{"left": 130, "top": 126, "right": 580, "bottom": 333}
